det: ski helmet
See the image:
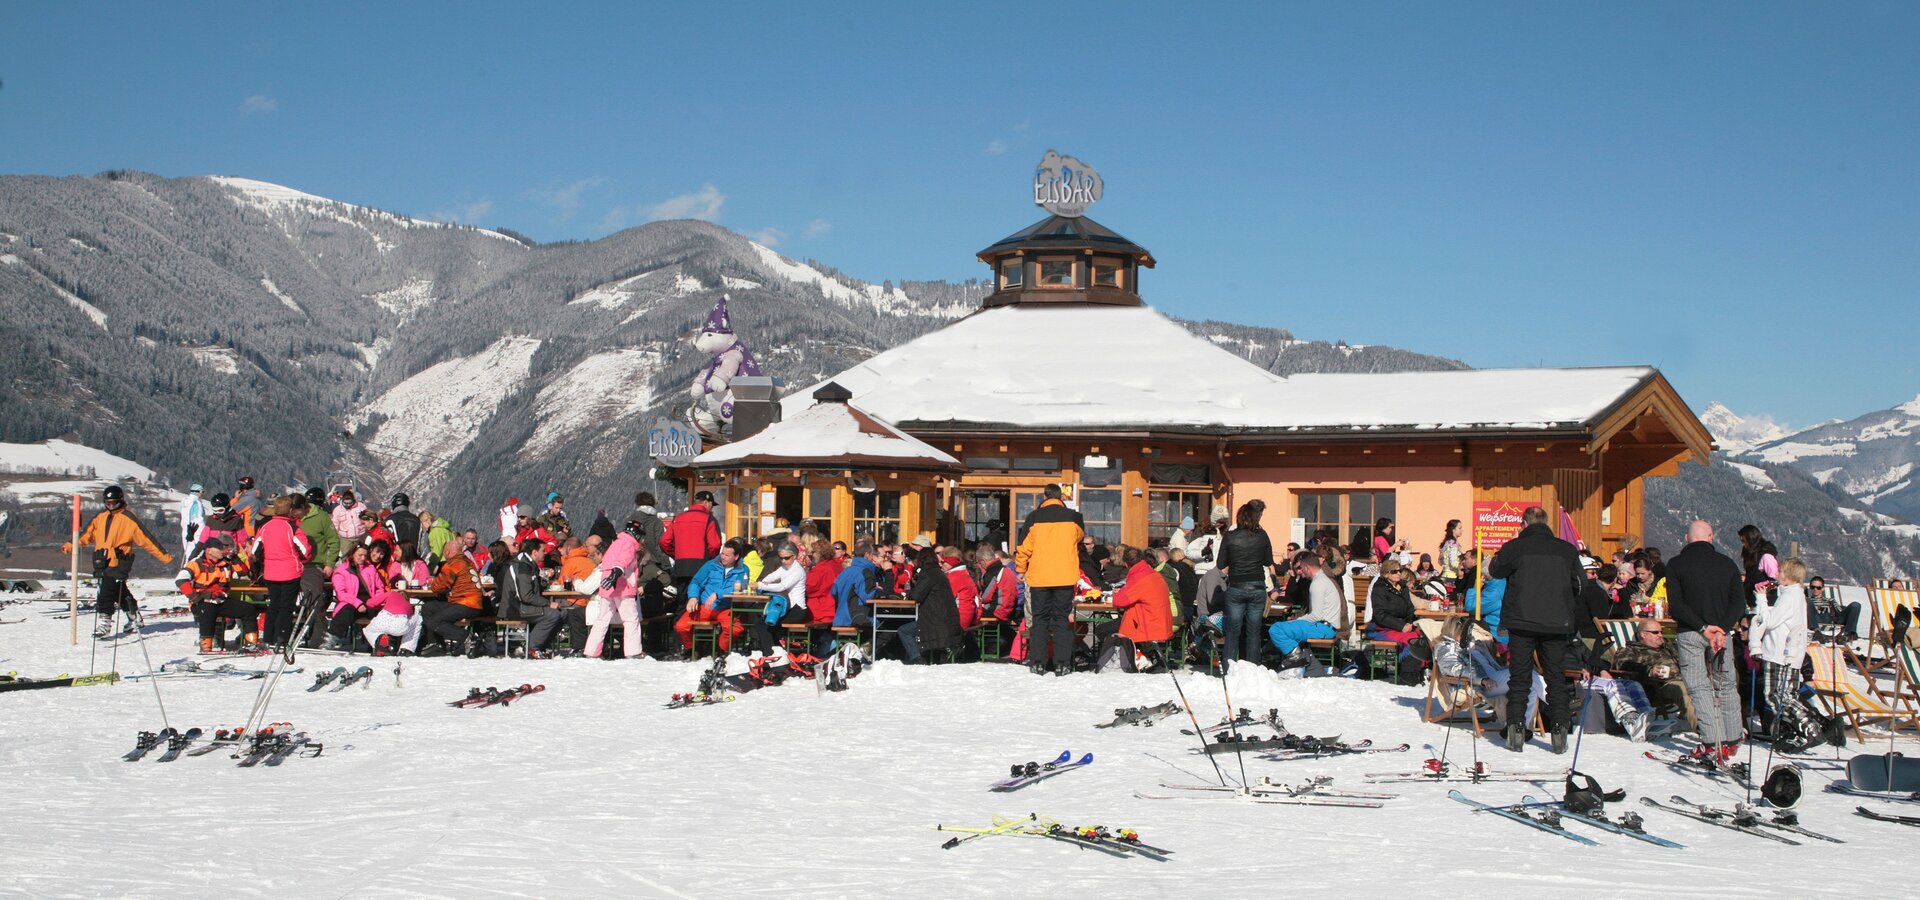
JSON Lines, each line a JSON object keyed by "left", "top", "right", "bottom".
{"left": 189, "top": 482, "right": 205, "bottom": 493}
{"left": 210, "top": 492, "right": 232, "bottom": 513}
{"left": 237, "top": 476, "right": 255, "bottom": 490}
{"left": 1761, "top": 765, "right": 1802, "bottom": 809}
{"left": 623, "top": 518, "right": 650, "bottom": 540}
{"left": 305, "top": 486, "right": 327, "bottom": 504}
{"left": 391, "top": 492, "right": 411, "bottom": 509}
{"left": 102, "top": 485, "right": 125, "bottom": 503}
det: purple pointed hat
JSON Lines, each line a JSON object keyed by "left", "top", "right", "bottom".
{"left": 703, "top": 295, "right": 734, "bottom": 334}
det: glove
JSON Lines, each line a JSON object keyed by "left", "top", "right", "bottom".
{"left": 598, "top": 568, "right": 624, "bottom": 593}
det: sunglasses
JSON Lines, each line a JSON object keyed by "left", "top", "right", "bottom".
{"left": 779, "top": 554, "right": 796, "bottom": 560}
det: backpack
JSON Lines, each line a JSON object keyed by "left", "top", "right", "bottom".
{"left": 1097, "top": 634, "right": 1138, "bottom": 673}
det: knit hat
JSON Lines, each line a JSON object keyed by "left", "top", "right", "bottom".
{"left": 1180, "top": 516, "right": 1195, "bottom": 531}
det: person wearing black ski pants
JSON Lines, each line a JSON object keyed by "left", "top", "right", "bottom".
{"left": 1028, "top": 586, "right": 1075, "bottom": 672}
{"left": 263, "top": 578, "right": 303, "bottom": 647}
{"left": 1504, "top": 629, "right": 1574, "bottom": 734}
{"left": 96, "top": 575, "right": 137, "bottom": 622}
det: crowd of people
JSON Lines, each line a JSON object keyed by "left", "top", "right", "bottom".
{"left": 65, "top": 475, "right": 1881, "bottom": 759}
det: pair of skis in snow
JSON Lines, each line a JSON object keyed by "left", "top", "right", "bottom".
{"left": 1364, "top": 757, "right": 1566, "bottom": 784}
{"left": 664, "top": 692, "right": 733, "bottom": 709}
{"left": 1137, "top": 775, "right": 1398, "bottom": 808}
{"left": 989, "top": 750, "right": 1094, "bottom": 791}
{"left": 934, "top": 814, "right": 1171, "bottom": 860}
{"left": 1094, "top": 702, "right": 1183, "bottom": 728}
{"left": 235, "top": 729, "right": 322, "bottom": 767}
{"left": 308, "top": 666, "right": 376, "bottom": 692}
{"left": 124, "top": 728, "right": 203, "bottom": 763}
{"left": 448, "top": 684, "right": 544, "bottom": 709}
{"left": 1451, "top": 791, "right": 1682, "bottom": 847}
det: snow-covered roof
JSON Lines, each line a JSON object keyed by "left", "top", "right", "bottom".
{"left": 783, "top": 303, "right": 1657, "bottom": 435}
{"left": 694, "top": 390, "right": 964, "bottom": 473}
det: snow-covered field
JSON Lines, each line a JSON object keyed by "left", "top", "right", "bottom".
{"left": 1, "top": 580, "right": 1911, "bottom": 899}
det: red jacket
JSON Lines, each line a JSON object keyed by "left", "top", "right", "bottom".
{"left": 514, "top": 524, "right": 557, "bottom": 557}
{"left": 804, "top": 557, "right": 843, "bottom": 623}
{"left": 252, "top": 515, "right": 312, "bottom": 583}
{"left": 948, "top": 567, "right": 980, "bottom": 629}
{"left": 659, "top": 504, "right": 722, "bottom": 572}
{"left": 1113, "top": 560, "right": 1174, "bottom": 643}
{"left": 978, "top": 562, "right": 1019, "bottom": 620}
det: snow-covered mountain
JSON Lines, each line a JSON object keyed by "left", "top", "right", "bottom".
{"left": 1697, "top": 401, "right": 1793, "bottom": 455}
{"left": 1735, "top": 392, "right": 1920, "bottom": 523}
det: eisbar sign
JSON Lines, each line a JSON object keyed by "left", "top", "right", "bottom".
{"left": 1033, "top": 150, "right": 1103, "bottom": 218}
{"left": 648, "top": 418, "right": 703, "bottom": 468}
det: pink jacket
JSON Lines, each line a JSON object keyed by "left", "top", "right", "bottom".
{"left": 596, "top": 533, "right": 640, "bottom": 600}
{"left": 332, "top": 501, "right": 368, "bottom": 542}
{"left": 252, "top": 516, "right": 312, "bottom": 582}
{"left": 330, "top": 564, "right": 369, "bottom": 611}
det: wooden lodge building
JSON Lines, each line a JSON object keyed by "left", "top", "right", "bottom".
{"left": 692, "top": 210, "right": 1713, "bottom": 560}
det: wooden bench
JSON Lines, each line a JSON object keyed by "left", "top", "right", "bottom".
{"left": 830, "top": 626, "right": 866, "bottom": 653}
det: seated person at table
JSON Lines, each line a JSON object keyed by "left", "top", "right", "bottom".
{"left": 1365, "top": 558, "right": 1420, "bottom": 647}
{"left": 947, "top": 552, "right": 981, "bottom": 630}
{"left": 975, "top": 545, "right": 1020, "bottom": 621}
{"left": 748, "top": 541, "right": 807, "bottom": 653}
{"left": 422, "top": 535, "right": 495, "bottom": 657}
{"left": 898, "top": 548, "right": 962, "bottom": 664}
{"left": 1269, "top": 551, "right": 1348, "bottom": 668}
{"left": 1097, "top": 547, "right": 1174, "bottom": 666}
{"left": 498, "top": 538, "right": 566, "bottom": 658}
{"left": 360, "top": 557, "right": 422, "bottom": 656}
{"left": 177, "top": 539, "right": 255, "bottom": 653}
{"left": 325, "top": 543, "right": 380, "bottom": 650}
{"left": 1602, "top": 619, "right": 1694, "bottom": 731}
{"left": 677, "top": 542, "right": 749, "bottom": 653}
{"left": 831, "top": 539, "right": 883, "bottom": 630}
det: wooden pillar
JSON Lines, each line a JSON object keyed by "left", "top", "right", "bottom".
{"left": 830, "top": 483, "right": 854, "bottom": 545}
{"left": 1121, "top": 460, "right": 1149, "bottom": 548}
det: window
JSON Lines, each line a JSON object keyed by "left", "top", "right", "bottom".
{"left": 1080, "top": 488, "right": 1123, "bottom": 546}
{"left": 1092, "top": 258, "right": 1122, "bottom": 288}
{"left": 1297, "top": 490, "right": 1396, "bottom": 548}
{"left": 963, "top": 455, "right": 1059, "bottom": 473}
{"left": 1148, "top": 490, "right": 1211, "bottom": 548}
{"left": 851, "top": 490, "right": 901, "bottom": 545}
{"left": 1000, "top": 258, "right": 1024, "bottom": 288}
{"left": 1038, "top": 258, "right": 1075, "bottom": 287}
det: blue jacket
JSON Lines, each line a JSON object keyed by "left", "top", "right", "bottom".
{"left": 831, "top": 557, "right": 880, "bottom": 627}
{"left": 687, "top": 558, "right": 749, "bottom": 610}
{"left": 1466, "top": 577, "right": 1506, "bottom": 635}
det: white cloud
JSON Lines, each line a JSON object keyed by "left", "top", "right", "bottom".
{"left": 643, "top": 183, "right": 725, "bottom": 222}
{"left": 430, "top": 199, "right": 494, "bottom": 225}
{"left": 532, "top": 177, "right": 605, "bottom": 223}
{"left": 803, "top": 218, "right": 832, "bottom": 239}
{"left": 749, "top": 227, "right": 786, "bottom": 247}
{"left": 240, "top": 94, "right": 277, "bottom": 115}
{"left": 984, "top": 138, "right": 1007, "bottom": 156}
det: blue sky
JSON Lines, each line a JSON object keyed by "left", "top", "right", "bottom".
{"left": 2, "top": 2, "right": 1915, "bottom": 428}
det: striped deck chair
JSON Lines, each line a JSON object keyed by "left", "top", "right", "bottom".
{"left": 1596, "top": 618, "right": 1640, "bottom": 654}
{"left": 1890, "top": 643, "right": 1920, "bottom": 726}
{"left": 1808, "top": 644, "right": 1915, "bottom": 740}
{"left": 1868, "top": 588, "right": 1919, "bottom": 660}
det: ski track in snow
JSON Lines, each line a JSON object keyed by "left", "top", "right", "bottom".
{"left": 0, "top": 581, "right": 1909, "bottom": 898}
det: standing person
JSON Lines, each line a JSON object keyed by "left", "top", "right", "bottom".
{"left": 1186, "top": 508, "right": 1227, "bottom": 577}
{"left": 296, "top": 487, "right": 342, "bottom": 648}
{"left": 1218, "top": 501, "right": 1280, "bottom": 665}
{"left": 1168, "top": 516, "right": 1194, "bottom": 556}
{"left": 1662, "top": 520, "right": 1747, "bottom": 762}
{"left": 898, "top": 548, "right": 962, "bottom": 664}
{"left": 384, "top": 493, "right": 421, "bottom": 551}
{"left": 251, "top": 494, "right": 314, "bottom": 649}
{"left": 195, "top": 493, "right": 249, "bottom": 563}
{"left": 422, "top": 511, "right": 453, "bottom": 567}
{"left": 536, "top": 492, "right": 570, "bottom": 537}
{"left": 177, "top": 538, "right": 251, "bottom": 653}
{"left": 1373, "top": 518, "right": 1396, "bottom": 564}
{"left": 178, "top": 483, "right": 207, "bottom": 557}
{"left": 1486, "top": 505, "right": 1583, "bottom": 754}
{"left": 230, "top": 476, "right": 265, "bottom": 533}
{"left": 1751, "top": 557, "right": 1819, "bottom": 748}
{"left": 331, "top": 488, "right": 368, "bottom": 544}
{"left": 66, "top": 485, "right": 176, "bottom": 637}
{"left": 1014, "top": 484, "right": 1086, "bottom": 677}
{"left": 1439, "top": 518, "right": 1464, "bottom": 588}
{"left": 626, "top": 492, "right": 663, "bottom": 548}
{"left": 660, "top": 490, "right": 723, "bottom": 603}
{"left": 590, "top": 515, "right": 668, "bottom": 660}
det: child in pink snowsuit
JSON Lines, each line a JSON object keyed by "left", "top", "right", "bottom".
{"left": 586, "top": 526, "right": 647, "bottom": 658}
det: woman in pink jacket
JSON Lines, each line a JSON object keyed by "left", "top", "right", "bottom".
{"left": 252, "top": 494, "right": 314, "bottom": 648}
{"left": 585, "top": 517, "right": 651, "bottom": 659}
{"left": 324, "top": 543, "right": 377, "bottom": 650}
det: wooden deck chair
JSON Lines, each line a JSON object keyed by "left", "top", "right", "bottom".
{"left": 1808, "top": 644, "right": 1914, "bottom": 739}
{"left": 1868, "top": 588, "right": 1919, "bottom": 659}
{"left": 1424, "top": 664, "right": 1487, "bottom": 736}
{"left": 1888, "top": 643, "right": 1920, "bottom": 726}
{"left": 1595, "top": 618, "right": 1639, "bottom": 654}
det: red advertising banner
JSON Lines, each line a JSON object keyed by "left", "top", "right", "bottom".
{"left": 1472, "top": 500, "right": 1528, "bottom": 553}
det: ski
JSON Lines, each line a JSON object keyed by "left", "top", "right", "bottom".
{"left": 1644, "top": 749, "right": 1752, "bottom": 787}
{"left": 1367, "top": 759, "right": 1565, "bottom": 784}
{"left": 449, "top": 687, "right": 499, "bottom": 708}
{"left": 0, "top": 671, "right": 121, "bottom": 692}
{"left": 1827, "top": 783, "right": 1920, "bottom": 804}
{"left": 1255, "top": 776, "right": 1398, "bottom": 800}
{"left": 308, "top": 667, "right": 348, "bottom": 692}
{"left": 1636, "top": 797, "right": 1800, "bottom": 844}
{"left": 1669, "top": 795, "right": 1844, "bottom": 843}
{"left": 488, "top": 684, "right": 545, "bottom": 708}
{"left": 1523, "top": 795, "right": 1683, "bottom": 848}
{"left": 187, "top": 728, "right": 249, "bottom": 757}
{"left": 1259, "top": 742, "right": 1411, "bottom": 762}
{"left": 1855, "top": 806, "right": 1920, "bottom": 827}
{"left": 153, "top": 728, "right": 205, "bottom": 763}
{"left": 122, "top": 728, "right": 174, "bottom": 762}
{"left": 936, "top": 814, "right": 1037, "bottom": 849}
{"left": 935, "top": 822, "right": 1133, "bottom": 858}
{"left": 1096, "top": 701, "right": 1184, "bottom": 729}
{"left": 265, "top": 732, "right": 320, "bottom": 766}
{"left": 1136, "top": 785, "right": 1384, "bottom": 807}
{"left": 1202, "top": 734, "right": 1346, "bottom": 755}
{"left": 1178, "top": 706, "right": 1256, "bottom": 735}
{"left": 1449, "top": 790, "right": 1600, "bottom": 846}
{"left": 663, "top": 691, "right": 735, "bottom": 709}
{"left": 991, "top": 751, "right": 1093, "bottom": 791}
{"left": 331, "top": 665, "right": 375, "bottom": 691}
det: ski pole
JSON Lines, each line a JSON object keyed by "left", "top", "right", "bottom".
{"left": 1219, "top": 658, "right": 1250, "bottom": 790}
{"left": 1166, "top": 666, "right": 1228, "bottom": 786}
{"left": 125, "top": 604, "right": 171, "bottom": 731}
{"left": 1745, "top": 663, "right": 1758, "bottom": 806}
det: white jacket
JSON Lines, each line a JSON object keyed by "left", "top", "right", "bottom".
{"left": 1751, "top": 583, "right": 1809, "bottom": 667}
{"left": 755, "top": 560, "right": 807, "bottom": 608}
{"left": 1186, "top": 533, "right": 1222, "bottom": 575}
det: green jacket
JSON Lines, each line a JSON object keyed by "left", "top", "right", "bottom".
{"left": 426, "top": 518, "right": 455, "bottom": 563}
{"left": 300, "top": 506, "right": 341, "bottom": 566}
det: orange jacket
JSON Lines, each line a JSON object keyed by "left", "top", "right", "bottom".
{"left": 430, "top": 553, "right": 484, "bottom": 609}
{"left": 175, "top": 556, "right": 236, "bottom": 598}
{"left": 558, "top": 546, "right": 598, "bottom": 606}
{"left": 69, "top": 508, "right": 174, "bottom": 569}
{"left": 1113, "top": 560, "right": 1174, "bottom": 643}
{"left": 1014, "top": 499, "right": 1085, "bottom": 588}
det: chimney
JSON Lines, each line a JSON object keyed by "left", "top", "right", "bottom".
{"left": 730, "top": 376, "right": 781, "bottom": 438}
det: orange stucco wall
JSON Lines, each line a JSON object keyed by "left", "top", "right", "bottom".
{"left": 1226, "top": 465, "right": 1474, "bottom": 559}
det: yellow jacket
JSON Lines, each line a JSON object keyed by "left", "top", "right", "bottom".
{"left": 68, "top": 508, "right": 174, "bottom": 569}
{"left": 1014, "top": 499, "right": 1086, "bottom": 589}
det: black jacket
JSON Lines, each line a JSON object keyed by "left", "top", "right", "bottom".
{"left": 1219, "top": 527, "right": 1276, "bottom": 586}
{"left": 1486, "top": 523, "right": 1582, "bottom": 635}
{"left": 1368, "top": 577, "right": 1417, "bottom": 632}
{"left": 1665, "top": 541, "right": 1744, "bottom": 633}
{"left": 385, "top": 508, "right": 421, "bottom": 549}
{"left": 905, "top": 566, "right": 962, "bottom": 654}
{"left": 496, "top": 553, "right": 546, "bottom": 619}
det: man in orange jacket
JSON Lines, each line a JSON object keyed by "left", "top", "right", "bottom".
{"left": 1014, "top": 484, "right": 1085, "bottom": 676}
{"left": 65, "top": 484, "right": 175, "bottom": 638}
